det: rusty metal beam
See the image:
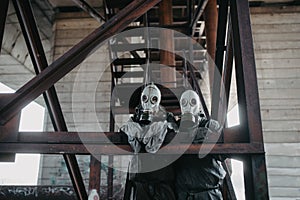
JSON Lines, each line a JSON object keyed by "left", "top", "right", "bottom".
{"left": 12, "top": 0, "right": 65, "bottom": 131}
{"left": 88, "top": 156, "right": 101, "bottom": 193}
{"left": 241, "top": 155, "right": 269, "bottom": 200}
{"left": 12, "top": 0, "right": 87, "bottom": 199}
{"left": 211, "top": 0, "right": 229, "bottom": 120}
{"left": 72, "top": 0, "right": 105, "bottom": 22}
{"left": 107, "top": 155, "right": 114, "bottom": 199}
{"left": 230, "top": 0, "right": 269, "bottom": 199}
{"left": 230, "top": 0, "right": 264, "bottom": 144}
{"left": 203, "top": 0, "right": 218, "bottom": 90}
{"left": 0, "top": 0, "right": 162, "bottom": 125}
{"left": 0, "top": 0, "right": 9, "bottom": 53}
{"left": 159, "top": 0, "right": 176, "bottom": 88}
{"left": 0, "top": 134, "right": 264, "bottom": 155}
{"left": 0, "top": 127, "right": 252, "bottom": 145}
{"left": 250, "top": 155, "right": 269, "bottom": 199}
{"left": 231, "top": 1, "right": 249, "bottom": 142}
{"left": 0, "top": 130, "right": 264, "bottom": 153}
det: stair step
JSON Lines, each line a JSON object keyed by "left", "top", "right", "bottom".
{"left": 112, "top": 83, "right": 185, "bottom": 99}
{"left": 113, "top": 58, "right": 205, "bottom": 67}
{"left": 123, "top": 24, "right": 189, "bottom": 35}
{"left": 113, "top": 71, "right": 201, "bottom": 79}
{"left": 110, "top": 43, "right": 206, "bottom": 53}
{"left": 113, "top": 58, "right": 147, "bottom": 65}
{"left": 113, "top": 71, "right": 144, "bottom": 78}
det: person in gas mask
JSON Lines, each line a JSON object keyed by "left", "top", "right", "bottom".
{"left": 120, "top": 83, "right": 177, "bottom": 200}
{"left": 174, "top": 89, "right": 226, "bottom": 200}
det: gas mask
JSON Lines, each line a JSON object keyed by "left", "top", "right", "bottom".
{"left": 180, "top": 90, "right": 201, "bottom": 128}
{"left": 139, "top": 83, "right": 161, "bottom": 124}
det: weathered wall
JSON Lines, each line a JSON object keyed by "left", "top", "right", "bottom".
{"left": 0, "top": 1, "right": 53, "bottom": 91}
{"left": 38, "top": 13, "right": 129, "bottom": 194}
{"left": 251, "top": 6, "right": 300, "bottom": 199}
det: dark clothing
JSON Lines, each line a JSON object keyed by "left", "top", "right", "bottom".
{"left": 132, "top": 181, "right": 176, "bottom": 200}
{"left": 129, "top": 159, "right": 176, "bottom": 200}
{"left": 126, "top": 154, "right": 176, "bottom": 200}
{"left": 174, "top": 155, "right": 225, "bottom": 200}
{"left": 174, "top": 116, "right": 226, "bottom": 200}
{"left": 123, "top": 106, "right": 177, "bottom": 200}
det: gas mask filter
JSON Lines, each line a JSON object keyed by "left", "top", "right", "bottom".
{"left": 139, "top": 83, "right": 161, "bottom": 124}
{"left": 180, "top": 90, "right": 201, "bottom": 128}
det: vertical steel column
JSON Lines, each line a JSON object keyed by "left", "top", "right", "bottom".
{"left": 0, "top": 0, "right": 9, "bottom": 53}
{"left": 89, "top": 156, "right": 101, "bottom": 194}
{"left": 230, "top": 0, "right": 264, "bottom": 143}
{"left": 242, "top": 155, "right": 269, "bottom": 200}
{"left": 230, "top": 0, "right": 269, "bottom": 199}
{"left": 230, "top": 1, "right": 249, "bottom": 141}
{"left": 107, "top": 155, "right": 114, "bottom": 199}
{"left": 203, "top": 0, "right": 218, "bottom": 91}
{"left": 12, "top": 1, "right": 88, "bottom": 199}
{"left": 210, "top": 0, "right": 229, "bottom": 120}
{"left": 159, "top": 0, "right": 176, "bottom": 88}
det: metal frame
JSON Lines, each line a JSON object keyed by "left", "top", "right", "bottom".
{"left": 0, "top": 0, "right": 269, "bottom": 199}
{"left": 0, "top": 0, "right": 161, "bottom": 199}
{"left": 12, "top": 0, "right": 87, "bottom": 198}
{"left": 0, "top": 0, "right": 162, "bottom": 125}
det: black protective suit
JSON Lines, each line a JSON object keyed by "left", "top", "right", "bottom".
{"left": 174, "top": 117, "right": 226, "bottom": 200}
{"left": 121, "top": 105, "right": 177, "bottom": 200}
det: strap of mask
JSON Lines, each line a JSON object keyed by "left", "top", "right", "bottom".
{"left": 182, "top": 50, "right": 189, "bottom": 89}
{"left": 143, "top": 13, "right": 151, "bottom": 88}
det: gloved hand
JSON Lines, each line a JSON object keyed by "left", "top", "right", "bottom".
{"left": 120, "top": 119, "right": 144, "bottom": 153}
{"left": 206, "top": 119, "right": 222, "bottom": 134}
{"left": 143, "top": 121, "right": 169, "bottom": 153}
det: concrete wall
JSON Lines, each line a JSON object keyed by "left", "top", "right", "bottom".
{"left": 38, "top": 13, "right": 129, "bottom": 194}
{"left": 251, "top": 6, "right": 300, "bottom": 199}
{"left": 0, "top": 2, "right": 53, "bottom": 91}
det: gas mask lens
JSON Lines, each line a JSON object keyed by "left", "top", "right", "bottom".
{"left": 181, "top": 98, "right": 188, "bottom": 107}
{"left": 142, "top": 95, "right": 148, "bottom": 103}
{"left": 190, "top": 98, "right": 197, "bottom": 106}
{"left": 151, "top": 96, "right": 158, "bottom": 104}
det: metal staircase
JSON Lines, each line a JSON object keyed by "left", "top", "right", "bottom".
{"left": 104, "top": 0, "right": 235, "bottom": 199}
{"left": 0, "top": 0, "right": 269, "bottom": 199}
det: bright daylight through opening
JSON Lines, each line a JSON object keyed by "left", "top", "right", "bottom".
{"left": 0, "top": 82, "right": 45, "bottom": 185}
